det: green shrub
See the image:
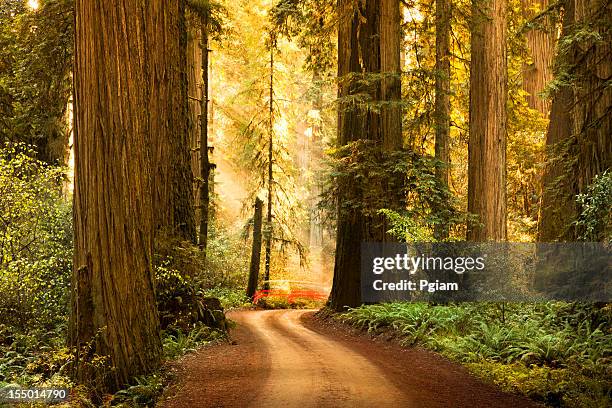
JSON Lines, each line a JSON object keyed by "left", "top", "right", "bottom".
{"left": 257, "top": 295, "right": 321, "bottom": 310}
{"left": 0, "top": 324, "right": 70, "bottom": 386}
{"left": 154, "top": 225, "right": 251, "bottom": 328}
{"left": 162, "top": 323, "right": 226, "bottom": 359}
{"left": 0, "top": 143, "right": 72, "bottom": 329}
{"left": 154, "top": 225, "right": 249, "bottom": 293}
{"left": 110, "top": 374, "right": 165, "bottom": 407}
{"left": 575, "top": 170, "right": 612, "bottom": 242}
{"left": 204, "top": 225, "right": 251, "bottom": 289}
{"left": 468, "top": 362, "right": 610, "bottom": 408}
{"left": 203, "top": 287, "right": 250, "bottom": 309}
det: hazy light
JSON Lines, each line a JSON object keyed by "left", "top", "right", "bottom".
{"left": 27, "top": 0, "right": 39, "bottom": 10}
{"left": 307, "top": 109, "right": 321, "bottom": 121}
{"left": 274, "top": 116, "right": 289, "bottom": 143}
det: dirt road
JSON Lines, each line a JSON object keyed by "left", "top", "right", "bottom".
{"left": 160, "top": 310, "right": 539, "bottom": 408}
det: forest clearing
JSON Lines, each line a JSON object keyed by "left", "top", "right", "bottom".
{"left": 0, "top": 0, "right": 610, "bottom": 407}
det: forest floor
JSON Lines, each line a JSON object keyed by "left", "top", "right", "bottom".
{"left": 158, "top": 310, "right": 540, "bottom": 408}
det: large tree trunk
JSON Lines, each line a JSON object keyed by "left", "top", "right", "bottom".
{"left": 538, "top": 0, "right": 612, "bottom": 241}
{"left": 538, "top": 0, "right": 576, "bottom": 242}
{"left": 434, "top": 0, "right": 451, "bottom": 241}
{"left": 521, "top": 0, "right": 555, "bottom": 115}
{"left": 379, "top": 0, "right": 404, "bottom": 241}
{"left": 571, "top": 0, "right": 612, "bottom": 196}
{"left": 71, "top": 0, "right": 162, "bottom": 391}
{"left": 330, "top": 0, "right": 369, "bottom": 311}
{"left": 467, "top": 0, "right": 508, "bottom": 242}
{"left": 329, "top": 0, "right": 402, "bottom": 311}
{"left": 380, "top": 0, "right": 402, "bottom": 151}
{"left": 150, "top": 0, "right": 196, "bottom": 243}
{"left": 199, "top": 11, "right": 211, "bottom": 253}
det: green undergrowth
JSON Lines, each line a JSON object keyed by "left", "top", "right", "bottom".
{"left": 0, "top": 143, "right": 241, "bottom": 406}
{"left": 257, "top": 295, "right": 323, "bottom": 310}
{"left": 0, "top": 323, "right": 225, "bottom": 407}
{"left": 0, "top": 323, "right": 74, "bottom": 400}
{"left": 162, "top": 322, "right": 226, "bottom": 360}
{"left": 203, "top": 287, "right": 251, "bottom": 310}
{"left": 338, "top": 302, "right": 611, "bottom": 407}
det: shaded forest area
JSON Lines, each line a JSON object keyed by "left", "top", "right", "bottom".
{"left": 0, "top": 0, "right": 610, "bottom": 407}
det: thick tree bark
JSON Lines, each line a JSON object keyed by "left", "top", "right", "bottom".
{"left": 521, "top": 0, "right": 554, "bottom": 115}
{"left": 538, "top": 0, "right": 612, "bottom": 241}
{"left": 247, "top": 198, "right": 263, "bottom": 300}
{"left": 199, "top": 11, "right": 211, "bottom": 253}
{"left": 329, "top": 0, "right": 402, "bottom": 311}
{"left": 571, "top": 0, "right": 612, "bottom": 196}
{"left": 330, "top": 0, "right": 368, "bottom": 311}
{"left": 150, "top": 0, "right": 196, "bottom": 243}
{"left": 538, "top": 0, "right": 576, "bottom": 242}
{"left": 71, "top": 0, "right": 162, "bottom": 391}
{"left": 467, "top": 0, "right": 508, "bottom": 242}
{"left": 434, "top": 0, "right": 451, "bottom": 241}
{"left": 380, "top": 0, "right": 402, "bottom": 151}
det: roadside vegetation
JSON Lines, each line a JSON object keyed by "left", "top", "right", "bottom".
{"left": 339, "top": 302, "right": 611, "bottom": 407}
{"left": 331, "top": 155, "right": 612, "bottom": 408}
{"left": 0, "top": 144, "right": 251, "bottom": 406}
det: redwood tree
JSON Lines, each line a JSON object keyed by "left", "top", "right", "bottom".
{"left": 521, "top": 0, "right": 555, "bottom": 115}
{"left": 467, "top": 0, "right": 508, "bottom": 241}
{"left": 434, "top": 0, "right": 451, "bottom": 241}
{"left": 329, "top": 0, "right": 402, "bottom": 311}
{"left": 150, "top": 0, "right": 196, "bottom": 243}
{"left": 538, "top": 0, "right": 612, "bottom": 241}
{"left": 538, "top": 0, "right": 575, "bottom": 242}
{"left": 71, "top": 0, "right": 165, "bottom": 390}
{"left": 380, "top": 0, "right": 402, "bottom": 151}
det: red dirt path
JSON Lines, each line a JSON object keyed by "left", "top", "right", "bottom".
{"left": 158, "top": 309, "right": 541, "bottom": 408}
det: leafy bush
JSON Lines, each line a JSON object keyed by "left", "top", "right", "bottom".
{"left": 154, "top": 226, "right": 250, "bottom": 329}
{"left": 0, "top": 323, "right": 71, "bottom": 387}
{"left": 110, "top": 374, "right": 164, "bottom": 407}
{"left": 203, "top": 287, "right": 250, "bottom": 310}
{"left": 162, "top": 323, "right": 226, "bottom": 359}
{"left": 575, "top": 170, "right": 612, "bottom": 242}
{"left": 204, "top": 225, "right": 251, "bottom": 289}
{"left": 0, "top": 144, "right": 72, "bottom": 328}
{"left": 468, "top": 362, "right": 610, "bottom": 408}
{"left": 339, "top": 302, "right": 611, "bottom": 407}
{"left": 258, "top": 295, "right": 321, "bottom": 310}
{"left": 154, "top": 224, "right": 249, "bottom": 294}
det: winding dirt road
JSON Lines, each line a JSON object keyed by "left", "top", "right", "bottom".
{"left": 245, "top": 310, "right": 408, "bottom": 407}
{"left": 160, "top": 310, "right": 539, "bottom": 408}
